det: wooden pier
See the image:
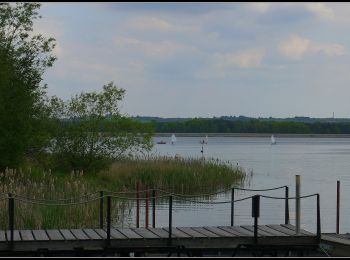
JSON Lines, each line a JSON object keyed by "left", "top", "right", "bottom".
{"left": 0, "top": 185, "right": 323, "bottom": 256}
{"left": 0, "top": 224, "right": 319, "bottom": 256}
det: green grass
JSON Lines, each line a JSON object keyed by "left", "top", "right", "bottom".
{"left": 0, "top": 157, "right": 246, "bottom": 229}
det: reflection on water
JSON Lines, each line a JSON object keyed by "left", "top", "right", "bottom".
{"left": 117, "top": 137, "right": 350, "bottom": 234}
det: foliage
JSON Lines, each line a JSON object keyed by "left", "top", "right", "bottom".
{"left": 151, "top": 118, "right": 350, "bottom": 134}
{"left": 0, "top": 3, "right": 56, "bottom": 168}
{"left": 48, "top": 82, "right": 154, "bottom": 172}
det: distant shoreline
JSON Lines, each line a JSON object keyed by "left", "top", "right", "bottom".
{"left": 155, "top": 133, "right": 350, "bottom": 138}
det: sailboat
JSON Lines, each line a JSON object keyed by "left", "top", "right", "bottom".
{"left": 271, "top": 135, "right": 276, "bottom": 145}
{"left": 205, "top": 135, "right": 208, "bottom": 144}
{"left": 171, "top": 134, "right": 177, "bottom": 145}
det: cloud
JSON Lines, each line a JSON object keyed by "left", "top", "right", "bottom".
{"left": 278, "top": 34, "right": 346, "bottom": 60}
{"left": 214, "top": 49, "right": 265, "bottom": 69}
{"left": 304, "top": 3, "right": 335, "bottom": 21}
{"left": 126, "top": 16, "right": 197, "bottom": 33}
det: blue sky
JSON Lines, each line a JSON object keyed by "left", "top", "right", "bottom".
{"left": 35, "top": 2, "right": 350, "bottom": 118}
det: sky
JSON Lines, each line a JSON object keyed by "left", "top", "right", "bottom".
{"left": 33, "top": 2, "right": 350, "bottom": 118}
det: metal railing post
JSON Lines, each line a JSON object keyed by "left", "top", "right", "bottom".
{"left": 99, "top": 190, "right": 104, "bottom": 229}
{"left": 285, "top": 186, "right": 289, "bottom": 224}
{"left": 317, "top": 194, "right": 321, "bottom": 242}
{"left": 168, "top": 195, "right": 173, "bottom": 246}
{"left": 8, "top": 193, "right": 14, "bottom": 246}
{"left": 106, "top": 195, "right": 111, "bottom": 246}
{"left": 296, "top": 175, "right": 301, "bottom": 234}
{"left": 231, "top": 188, "right": 234, "bottom": 226}
{"left": 136, "top": 181, "right": 140, "bottom": 228}
{"left": 337, "top": 181, "right": 340, "bottom": 234}
{"left": 252, "top": 195, "right": 260, "bottom": 245}
{"left": 152, "top": 189, "right": 156, "bottom": 228}
{"left": 145, "top": 186, "right": 149, "bottom": 228}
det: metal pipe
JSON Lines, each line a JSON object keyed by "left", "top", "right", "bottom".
{"left": 152, "top": 190, "right": 156, "bottom": 228}
{"left": 145, "top": 186, "right": 149, "bottom": 228}
{"left": 231, "top": 188, "right": 234, "bottom": 226}
{"left": 337, "top": 180, "right": 340, "bottom": 234}
{"left": 136, "top": 181, "right": 140, "bottom": 228}
{"left": 317, "top": 194, "right": 321, "bottom": 241}
{"left": 168, "top": 196, "right": 173, "bottom": 246}
{"left": 296, "top": 175, "right": 301, "bottom": 234}
{"left": 285, "top": 186, "right": 289, "bottom": 224}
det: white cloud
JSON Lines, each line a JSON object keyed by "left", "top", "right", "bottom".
{"left": 304, "top": 3, "right": 335, "bottom": 21}
{"left": 278, "top": 34, "right": 346, "bottom": 60}
{"left": 214, "top": 49, "right": 265, "bottom": 69}
{"left": 126, "top": 16, "right": 197, "bottom": 32}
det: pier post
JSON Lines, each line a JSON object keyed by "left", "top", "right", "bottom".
{"left": 145, "top": 186, "right": 149, "bottom": 228}
{"left": 168, "top": 196, "right": 173, "bottom": 246}
{"left": 285, "top": 186, "right": 289, "bottom": 224}
{"left": 252, "top": 195, "right": 260, "bottom": 245}
{"left": 317, "top": 194, "right": 321, "bottom": 242}
{"left": 231, "top": 188, "right": 234, "bottom": 226}
{"left": 8, "top": 193, "right": 14, "bottom": 246}
{"left": 106, "top": 195, "right": 111, "bottom": 246}
{"left": 296, "top": 175, "right": 301, "bottom": 234}
{"left": 337, "top": 180, "right": 340, "bottom": 234}
{"left": 136, "top": 181, "right": 140, "bottom": 228}
{"left": 99, "top": 191, "right": 104, "bottom": 229}
{"left": 152, "top": 189, "right": 156, "bottom": 228}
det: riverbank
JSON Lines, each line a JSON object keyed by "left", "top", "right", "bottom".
{"left": 155, "top": 133, "right": 350, "bottom": 138}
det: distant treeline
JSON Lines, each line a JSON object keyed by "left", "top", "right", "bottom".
{"left": 147, "top": 118, "right": 350, "bottom": 134}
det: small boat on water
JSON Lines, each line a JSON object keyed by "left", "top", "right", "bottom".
{"left": 271, "top": 135, "right": 276, "bottom": 145}
{"left": 171, "top": 134, "right": 177, "bottom": 145}
{"left": 157, "top": 140, "right": 166, "bottom": 144}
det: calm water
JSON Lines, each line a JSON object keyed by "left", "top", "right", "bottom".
{"left": 124, "top": 136, "right": 350, "bottom": 234}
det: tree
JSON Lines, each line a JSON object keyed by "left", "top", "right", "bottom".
{"left": 49, "top": 82, "right": 154, "bottom": 172}
{"left": 0, "top": 3, "right": 56, "bottom": 168}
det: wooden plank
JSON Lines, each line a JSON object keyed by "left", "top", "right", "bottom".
{"left": 59, "top": 229, "right": 76, "bottom": 240}
{"left": 259, "top": 225, "right": 288, "bottom": 236}
{"left": 83, "top": 229, "right": 102, "bottom": 240}
{"left": 282, "top": 224, "right": 315, "bottom": 236}
{"left": 110, "top": 229, "right": 127, "bottom": 240}
{"left": 116, "top": 228, "right": 143, "bottom": 239}
{"left": 322, "top": 234, "right": 350, "bottom": 246}
{"left": 226, "top": 226, "right": 255, "bottom": 237}
{"left": 267, "top": 225, "right": 301, "bottom": 236}
{"left": 163, "top": 227, "right": 191, "bottom": 238}
{"left": 176, "top": 227, "right": 207, "bottom": 238}
{"left": 147, "top": 228, "right": 172, "bottom": 239}
{"left": 32, "top": 230, "right": 49, "bottom": 241}
{"left": 218, "top": 226, "right": 251, "bottom": 237}
{"left": 19, "top": 230, "right": 35, "bottom": 241}
{"left": 0, "top": 231, "right": 6, "bottom": 242}
{"left": 191, "top": 227, "right": 220, "bottom": 238}
{"left": 70, "top": 229, "right": 89, "bottom": 240}
{"left": 46, "top": 230, "right": 65, "bottom": 241}
{"left": 94, "top": 229, "right": 107, "bottom": 239}
{"left": 6, "top": 230, "right": 21, "bottom": 241}
{"left": 203, "top": 226, "right": 238, "bottom": 237}
{"left": 131, "top": 228, "right": 160, "bottom": 239}
{"left": 241, "top": 225, "right": 274, "bottom": 236}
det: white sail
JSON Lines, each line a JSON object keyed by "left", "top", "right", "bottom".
{"left": 205, "top": 135, "right": 208, "bottom": 144}
{"left": 271, "top": 135, "right": 276, "bottom": 144}
{"left": 171, "top": 134, "right": 177, "bottom": 144}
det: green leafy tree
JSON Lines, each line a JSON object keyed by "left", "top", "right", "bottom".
{"left": 49, "top": 82, "right": 154, "bottom": 172}
{"left": 0, "top": 3, "right": 56, "bottom": 168}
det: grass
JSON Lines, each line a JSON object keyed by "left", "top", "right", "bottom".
{"left": 0, "top": 156, "right": 246, "bottom": 229}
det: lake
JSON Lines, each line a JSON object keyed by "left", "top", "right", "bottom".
{"left": 125, "top": 136, "right": 350, "bottom": 234}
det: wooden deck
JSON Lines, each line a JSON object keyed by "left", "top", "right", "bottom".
{"left": 0, "top": 224, "right": 319, "bottom": 255}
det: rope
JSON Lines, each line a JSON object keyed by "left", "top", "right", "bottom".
{"left": 13, "top": 191, "right": 100, "bottom": 202}
{"left": 260, "top": 194, "right": 318, "bottom": 200}
{"left": 14, "top": 196, "right": 102, "bottom": 206}
{"left": 172, "top": 195, "right": 255, "bottom": 205}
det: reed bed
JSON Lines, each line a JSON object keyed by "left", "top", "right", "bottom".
{"left": 0, "top": 156, "right": 246, "bottom": 229}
